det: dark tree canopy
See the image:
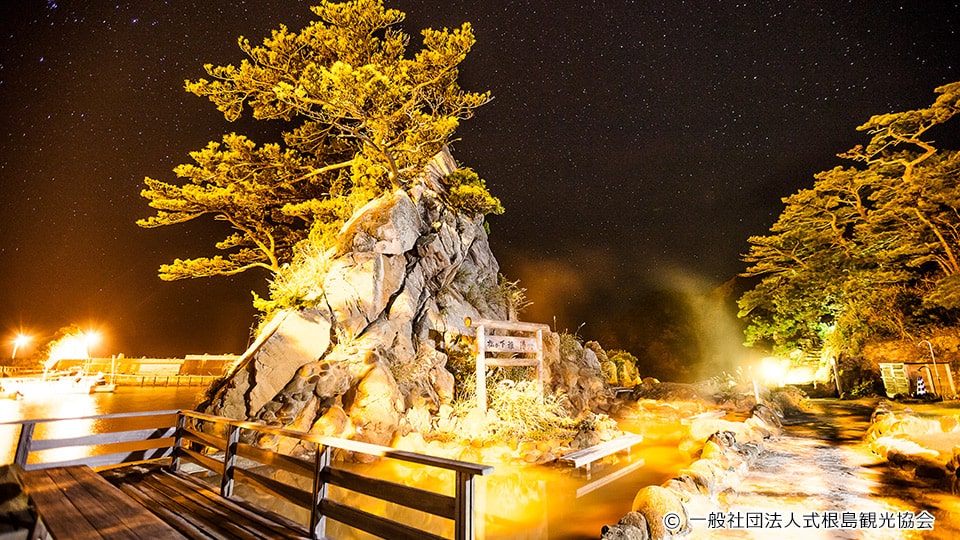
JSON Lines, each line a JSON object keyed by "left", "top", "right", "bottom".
{"left": 739, "top": 81, "right": 960, "bottom": 356}
{"left": 139, "top": 0, "right": 497, "bottom": 282}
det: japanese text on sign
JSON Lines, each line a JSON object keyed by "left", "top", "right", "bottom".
{"left": 484, "top": 335, "right": 538, "bottom": 353}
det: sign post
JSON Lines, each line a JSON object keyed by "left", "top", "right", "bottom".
{"left": 470, "top": 319, "right": 549, "bottom": 412}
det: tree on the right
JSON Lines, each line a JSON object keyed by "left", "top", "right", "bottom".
{"left": 739, "top": 82, "right": 960, "bottom": 357}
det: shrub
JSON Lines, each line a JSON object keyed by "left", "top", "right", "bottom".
{"left": 254, "top": 243, "right": 334, "bottom": 314}
{"left": 486, "top": 381, "right": 579, "bottom": 441}
{"left": 442, "top": 168, "right": 504, "bottom": 216}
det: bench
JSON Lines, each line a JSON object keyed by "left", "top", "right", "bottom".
{"left": 19, "top": 465, "right": 184, "bottom": 539}
{"left": 680, "top": 409, "right": 726, "bottom": 425}
{"left": 558, "top": 433, "right": 644, "bottom": 475}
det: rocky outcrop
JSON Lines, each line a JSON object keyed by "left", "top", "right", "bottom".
{"left": 200, "top": 149, "right": 613, "bottom": 453}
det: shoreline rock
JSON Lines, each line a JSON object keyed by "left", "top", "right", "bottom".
{"left": 866, "top": 400, "right": 960, "bottom": 493}
{"left": 602, "top": 389, "right": 787, "bottom": 540}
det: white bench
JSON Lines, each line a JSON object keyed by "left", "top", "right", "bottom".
{"left": 559, "top": 433, "right": 644, "bottom": 475}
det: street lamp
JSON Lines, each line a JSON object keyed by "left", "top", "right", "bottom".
{"left": 11, "top": 333, "right": 32, "bottom": 359}
{"left": 83, "top": 331, "right": 101, "bottom": 358}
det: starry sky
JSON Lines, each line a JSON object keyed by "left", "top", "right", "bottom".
{"left": 1, "top": 1, "right": 958, "bottom": 363}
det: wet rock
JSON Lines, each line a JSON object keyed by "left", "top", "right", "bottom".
{"left": 631, "top": 485, "right": 688, "bottom": 539}
{"left": 680, "top": 458, "right": 733, "bottom": 497}
{"left": 768, "top": 386, "right": 809, "bottom": 416}
{"left": 915, "top": 463, "right": 947, "bottom": 479}
{"left": 748, "top": 402, "right": 783, "bottom": 437}
{"left": 947, "top": 445, "right": 960, "bottom": 472}
{"left": 601, "top": 511, "right": 650, "bottom": 540}
{"left": 661, "top": 475, "right": 700, "bottom": 499}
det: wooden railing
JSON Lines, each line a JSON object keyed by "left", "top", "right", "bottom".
{"left": 3, "top": 410, "right": 494, "bottom": 540}
{"left": 112, "top": 374, "right": 222, "bottom": 387}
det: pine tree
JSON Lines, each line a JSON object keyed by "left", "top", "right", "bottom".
{"left": 139, "top": 0, "right": 494, "bottom": 281}
{"left": 739, "top": 82, "right": 960, "bottom": 355}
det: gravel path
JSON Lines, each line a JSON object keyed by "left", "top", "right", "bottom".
{"left": 686, "top": 399, "right": 960, "bottom": 539}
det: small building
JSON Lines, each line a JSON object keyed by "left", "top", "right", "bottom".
{"left": 879, "top": 361, "right": 957, "bottom": 399}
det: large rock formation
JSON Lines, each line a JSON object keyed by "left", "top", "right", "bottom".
{"left": 200, "top": 150, "right": 612, "bottom": 450}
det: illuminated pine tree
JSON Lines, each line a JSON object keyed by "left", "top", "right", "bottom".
{"left": 739, "top": 82, "right": 960, "bottom": 355}
{"left": 139, "top": 0, "right": 494, "bottom": 281}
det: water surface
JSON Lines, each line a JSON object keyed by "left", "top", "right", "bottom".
{"left": 0, "top": 388, "right": 691, "bottom": 539}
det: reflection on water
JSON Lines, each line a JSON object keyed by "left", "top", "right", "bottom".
{"left": 0, "top": 386, "right": 204, "bottom": 465}
{"left": 0, "top": 388, "right": 693, "bottom": 539}
{"left": 231, "top": 440, "right": 685, "bottom": 540}
{"left": 227, "top": 424, "right": 689, "bottom": 540}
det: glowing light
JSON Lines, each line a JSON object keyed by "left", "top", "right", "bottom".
{"left": 11, "top": 333, "right": 32, "bottom": 359}
{"left": 760, "top": 357, "right": 788, "bottom": 387}
{"left": 44, "top": 331, "right": 100, "bottom": 372}
{"left": 83, "top": 330, "right": 101, "bottom": 356}
{"left": 759, "top": 354, "right": 830, "bottom": 387}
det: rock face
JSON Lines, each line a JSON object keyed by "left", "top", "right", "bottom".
{"left": 200, "top": 149, "right": 612, "bottom": 449}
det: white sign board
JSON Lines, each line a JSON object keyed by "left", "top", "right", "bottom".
{"left": 484, "top": 336, "right": 539, "bottom": 354}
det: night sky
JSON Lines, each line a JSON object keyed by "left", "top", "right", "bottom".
{"left": 1, "top": 1, "right": 958, "bottom": 362}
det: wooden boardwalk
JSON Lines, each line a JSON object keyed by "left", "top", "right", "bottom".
{"left": 5, "top": 410, "right": 493, "bottom": 540}
{"left": 106, "top": 465, "right": 311, "bottom": 539}
{"left": 21, "top": 465, "right": 185, "bottom": 539}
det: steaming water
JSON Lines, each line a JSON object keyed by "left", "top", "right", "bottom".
{"left": 0, "top": 388, "right": 691, "bottom": 539}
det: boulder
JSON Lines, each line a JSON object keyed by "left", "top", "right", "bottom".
{"left": 344, "top": 361, "right": 403, "bottom": 446}
{"left": 679, "top": 458, "right": 732, "bottom": 497}
{"left": 748, "top": 403, "right": 783, "bottom": 437}
{"left": 337, "top": 189, "right": 422, "bottom": 256}
{"left": 601, "top": 511, "right": 650, "bottom": 540}
{"left": 322, "top": 253, "right": 406, "bottom": 339}
{"left": 246, "top": 309, "right": 333, "bottom": 416}
{"left": 631, "top": 485, "right": 688, "bottom": 538}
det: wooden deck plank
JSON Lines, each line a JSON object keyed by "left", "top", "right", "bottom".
{"left": 155, "top": 470, "right": 310, "bottom": 538}
{"left": 102, "top": 466, "right": 310, "bottom": 540}
{"left": 51, "top": 467, "right": 179, "bottom": 540}
{"left": 135, "top": 473, "right": 263, "bottom": 540}
{"left": 20, "top": 466, "right": 184, "bottom": 540}
{"left": 20, "top": 468, "right": 101, "bottom": 539}
{"left": 115, "top": 480, "right": 226, "bottom": 540}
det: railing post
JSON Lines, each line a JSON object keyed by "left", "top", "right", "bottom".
{"left": 454, "top": 471, "right": 477, "bottom": 540}
{"left": 311, "top": 444, "right": 331, "bottom": 540}
{"left": 476, "top": 325, "right": 487, "bottom": 412}
{"left": 221, "top": 424, "right": 240, "bottom": 497}
{"left": 14, "top": 421, "right": 36, "bottom": 468}
{"left": 169, "top": 413, "right": 186, "bottom": 472}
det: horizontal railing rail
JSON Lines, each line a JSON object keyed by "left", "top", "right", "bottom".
{"left": 5, "top": 409, "right": 493, "bottom": 540}
{"left": 3, "top": 409, "right": 180, "bottom": 471}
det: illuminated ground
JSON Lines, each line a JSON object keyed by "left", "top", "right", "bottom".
{"left": 687, "top": 399, "right": 960, "bottom": 539}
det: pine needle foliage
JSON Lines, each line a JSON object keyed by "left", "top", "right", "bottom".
{"left": 138, "top": 0, "right": 492, "bottom": 285}
{"left": 739, "top": 82, "right": 960, "bottom": 356}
